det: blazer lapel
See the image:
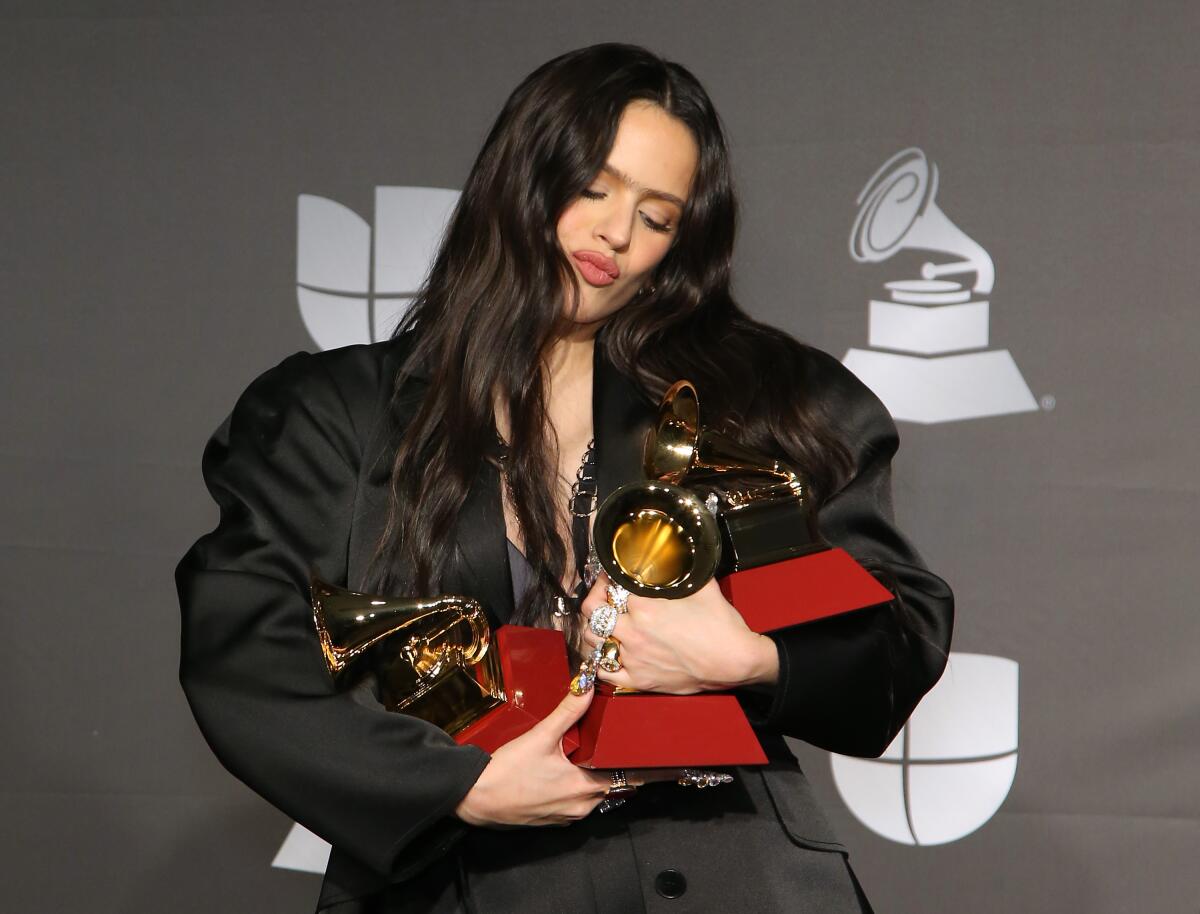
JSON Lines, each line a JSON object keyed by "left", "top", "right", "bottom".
{"left": 592, "top": 333, "right": 657, "bottom": 506}
{"left": 345, "top": 333, "right": 513, "bottom": 623}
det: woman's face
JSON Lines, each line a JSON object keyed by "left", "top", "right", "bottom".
{"left": 556, "top": 100, "right": 699, "bottom": 327}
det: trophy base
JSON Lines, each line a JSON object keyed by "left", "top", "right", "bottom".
{"left": 454, "top": 626, "right": 580, "bottom": 756}
{"left": 571, "top": 684, "right": 767, "bottom": 769}
{"left": 716, "top": 496, "right": 822, "bottom": 572}
{"left": 719, "top": 546, "right": 896, "bottom": 634}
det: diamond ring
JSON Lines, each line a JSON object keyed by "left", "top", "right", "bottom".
{"left": 589, "top": 602, "right": 618, "bottom": 639}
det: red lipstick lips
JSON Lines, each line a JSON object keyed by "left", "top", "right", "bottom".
{"left": 572, "top": 251, "right": 619, "bottom": 286}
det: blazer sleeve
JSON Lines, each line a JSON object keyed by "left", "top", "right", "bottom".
{"left": 742, "top": 349, "right": 955, "bottom": 758}
{"left": 175, "top": 350, "right": 490, "bottom": 878}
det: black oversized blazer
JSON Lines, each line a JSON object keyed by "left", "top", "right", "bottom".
{"left": 175, "top": 328, "right": 954, "bottom": 912}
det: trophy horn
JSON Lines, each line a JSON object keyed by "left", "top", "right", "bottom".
{"left": 644, "top": 380, "right": 803, "bottom": 506}
{"left": 596, "top": 379, "right": 814, "bottom": 599}
{"left": 593, "top": 480, "right": 722, "bottom": 599}
{"left": 310, "top": 573, "right": 490, "bottom": 681}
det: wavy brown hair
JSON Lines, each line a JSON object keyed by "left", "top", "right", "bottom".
{"left": 365, "top": 43, "right": 854, "bottom": 652}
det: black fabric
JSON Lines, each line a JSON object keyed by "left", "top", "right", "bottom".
{"left": 504, "top": 539, "right": 533, "bottom": 607}
{"left": 175, "top": 327, "right": 953, "bottom": 912}
{"left": 175, "top": 342, "right": 490, "bottom": 891}
{"left": 749, "top": 348, "right": 955, "bottom": 757}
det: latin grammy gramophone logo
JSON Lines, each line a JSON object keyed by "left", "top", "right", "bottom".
{"left": 296, "top": 186, "right": 461, "bottom": 351}
{"left": 843, "top": 148, "right": 1037, "bottom": 424}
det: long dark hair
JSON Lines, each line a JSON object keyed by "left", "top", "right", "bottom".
{"left": 365, "top": 43, "right": 854, "bottom": 651}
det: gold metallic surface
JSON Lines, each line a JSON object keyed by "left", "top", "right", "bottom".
{"left": 376, "top": 641, "right": 505, "bottom": 733}
{"left": 310, "top": 574, "right": 504, "bottom": 735}
{"left": 596, "top": 378, "right": 811, "bottom": 598}
{"left": 611, "top": 509, "right": 688, "bottom": 587}
{"left": 643, "top": 379, "right": 805, "bottom": 507}
{"left": 643, "top": 380, "right": 700, "bottom": 482}
{"left": 594, "top": 481, "right": 720, "bottom": 598}
{"left": 598, "top": 636, "right": 622, "bottom": 673}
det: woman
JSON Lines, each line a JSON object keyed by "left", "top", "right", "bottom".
{"left": 176, "top": 43, "right": 953, "bottom": 913}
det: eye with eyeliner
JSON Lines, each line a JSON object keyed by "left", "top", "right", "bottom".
{"left": 580, "top": 188, "right": 673, "bottom": 233}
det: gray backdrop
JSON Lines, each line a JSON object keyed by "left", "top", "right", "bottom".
{"left": 4, "top": 1, "right": 1198, "bottom": 911}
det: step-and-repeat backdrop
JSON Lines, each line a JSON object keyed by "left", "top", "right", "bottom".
{"left": 5, "top": 2, "right": 1197, "bottom": 911}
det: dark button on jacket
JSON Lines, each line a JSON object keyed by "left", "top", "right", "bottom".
{"left": 654, "top": 869, "right": 687, "bottom": 899}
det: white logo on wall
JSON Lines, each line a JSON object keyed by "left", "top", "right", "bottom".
{"left": 296, "top": 186, "right": 460, "bottom": 351}
{"left": 272, "top": 185, "right": 461, "bottom": 877}
{"left": 273, "top": 823, "right": 331, "bottom": 874}
{"left": 831, "top": 652, "right": 1018, "bottom": 845}
{"left": 843, "top": 148, "right": 1037, "bottom": 424}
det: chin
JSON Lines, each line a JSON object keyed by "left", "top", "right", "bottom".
{"left": 569, "top": 294, "right": 635, "bottom": 326}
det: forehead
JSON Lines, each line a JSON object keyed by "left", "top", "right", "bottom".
{"left": 603, "top": 100, "right": 699, "bottom": 205}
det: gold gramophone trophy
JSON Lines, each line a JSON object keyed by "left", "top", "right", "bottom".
{"left": 310, "top": 574, "right": 577, "bottom": 753}
{"left": 569, "top": 381, "right": 894, "bottom": 768}
{"left": 593, "top": 379, "right": 823, "bottom": 601}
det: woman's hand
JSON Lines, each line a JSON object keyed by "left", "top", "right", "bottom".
{"left": 580, "top": 573, "right": 779, "bottom": 694}
{"left": 454, "top": 687, "right": 607, "bottom": 827}
{"left": 454, "top": 687, "right": 685, "bottom": 827}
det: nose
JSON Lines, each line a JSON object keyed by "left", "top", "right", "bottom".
{"left": 594, "top": 199, "right": 633, "bottom": 252}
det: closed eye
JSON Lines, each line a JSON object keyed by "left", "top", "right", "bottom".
{"left": 641, "top": 213, "right": 671, "bottom": 233}
{"left": 579, "top": 189, "right": 673, "bottom": 234}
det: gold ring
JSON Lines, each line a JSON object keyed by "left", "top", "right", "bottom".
{"left": 598, "top": 635, "right": 622, "bottom": 673}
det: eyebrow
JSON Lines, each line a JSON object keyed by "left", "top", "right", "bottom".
{"left": 600, "top": 163, "right": 687, "bottom": 209}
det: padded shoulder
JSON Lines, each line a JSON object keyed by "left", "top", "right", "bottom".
{"left": 796, "top": 343, "right": 900, "bottom": 466}
{"left": 244, "top": 335, "right": 418, "bottom": 461}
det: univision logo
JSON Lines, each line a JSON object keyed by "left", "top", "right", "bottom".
{"left": 831, "top": 652, "right": 1019, "bottom": 845}
{"left": 843, "top": 148, "right": 1038, "bottom": 424}
{"left": 296, "top": 186, "right": 460, "bottom": 351}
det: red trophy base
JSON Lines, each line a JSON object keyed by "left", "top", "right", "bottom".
{"left": 720, "top": 547, "right": 895, "bottom": 634}
{"left": 571, "top": 684, "right": 767, "bottom": 769}
{"left": 454, "top": 625, "right": 579, "bottom": 756}
{"left": 573, "top": 546, "right": 895, "bottom": 768}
